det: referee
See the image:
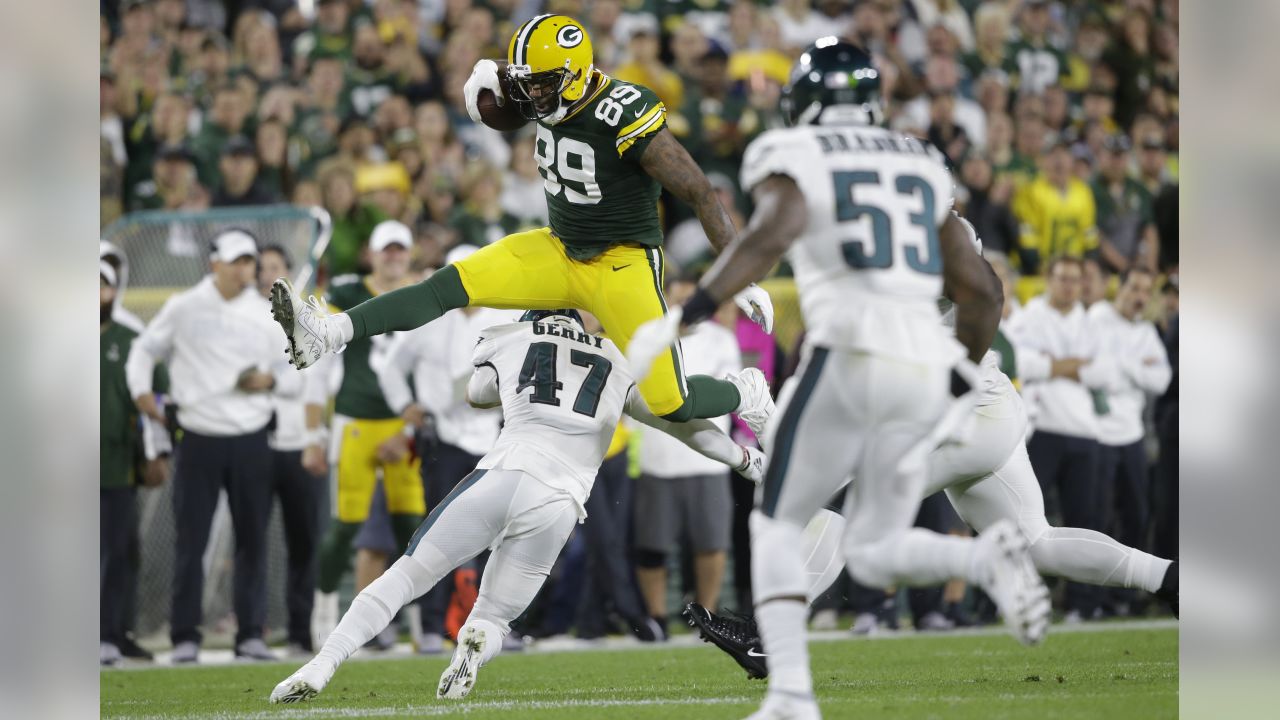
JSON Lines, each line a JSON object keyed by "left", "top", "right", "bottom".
{"left": 126, "top": 229, "right": 301, "bottom": 663}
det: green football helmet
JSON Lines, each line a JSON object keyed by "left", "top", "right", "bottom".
{"left": 781, "top": 37, "right": 883, "bottom": 127}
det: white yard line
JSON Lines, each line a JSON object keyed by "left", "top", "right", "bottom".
{"left": 107, "top": 618, "right": 1177, "bottom": 671}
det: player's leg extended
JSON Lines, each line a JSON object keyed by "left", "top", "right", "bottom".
{"left": 590, "top": 246, "right": 748, "bottom": 421}
{"left": 751, "top": 347, "right": 861, "bottom": 711}
{"left": 439, "top": 474, "right": 579, "bottom": 699}
{"left": 837, "top": 354, "right": 1048, "bottom": 645}
{"left": 343, "top": 228, "right": 574, "bottom": 342}
{"left": 947, "top": 442, "right": 1173, "bottom": 596}
{"left": 270, "top": 469, "right": 511, "bottom": 704}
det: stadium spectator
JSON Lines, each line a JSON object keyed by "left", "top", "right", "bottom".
{"left": 612, "top": 15, "right": 684, "bottom": 112}
{"left": 1092, "top": 134, "right": 1158, "bottom": 274}
{"left": 1136, "top": 132, "right": 1173, "bottom": 196}
{"left": 960, "top": 153, "right": 1022, "bottom": 264}
{"left": 773, "top": 0, "right": 829, "bottom": 54}
{"left": 1104, "top": 8, "right": 1157, "bottom": 130}
{"left": 319, "top": 161, "right": 388, "bottom": 277}
{"left": 500, "top": 134, "right": 550, "bottom": 229}
{"left": 1081, "top": 256, "right": 1109, "bottom": 310}
{"left": 1090, "top": 268, "right": 1171, "bottom": 616}
{"left": 1005, "top": 256, "right": 1112, "bottom": 623}
{"left": 1013, "top": 141, "right": 1099, "bottom": 274}
{"left": 902, "top": 55, "right": 986, "bottom": 151}
{"left": 192, "top": 83, "right": 252, "bottom": 188}
{"left": 125, "top": 230, "right": 300, "bottom": 662}
{"left": 256, "top": 246, "right": 325, "bottom": 656}
{"left": 632, "top": 276, "right": 741, "bottom": 635}
{"left": 1008, "top": 0, "right": 1067, "bottom": 95}
{"left": 962, "top": 2, "right": 1010, "bottom": 82}
{"left": 100, "top": 261, "right": 169, "bottom": 666}
{"left": 212, "top": 136, "right": 280, "bottom": 207}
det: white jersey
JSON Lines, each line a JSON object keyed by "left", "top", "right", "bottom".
{"left": 469, "top": 317, "right": 640, "bottom": 514}
{"left": 741, "top": 124, "right": 963, "bottom": 366}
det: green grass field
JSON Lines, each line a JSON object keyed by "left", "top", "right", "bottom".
{"left": 101, "top": 624, "right": 1177, "bottom": 719}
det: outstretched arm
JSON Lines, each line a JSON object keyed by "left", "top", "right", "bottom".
{"left": 624, "top": 387, "right": 763, "bottom": 480}
{"left": 639, "top": 128, "right": 736, "bottom": 253}
{"left": 941, "top": 213, "right": 1004, "bottom": 364}
{"left": 683, "top": 174, "right": 808, "bottom": 326}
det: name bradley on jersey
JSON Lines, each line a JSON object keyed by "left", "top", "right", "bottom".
{"left": 815, "top": 129, "right": 933, "bottom": 157}
{"left": 531, "top": 320, "right": 604, "bottom": 348}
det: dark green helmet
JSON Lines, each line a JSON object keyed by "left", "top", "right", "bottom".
{"left": 781, "top": 37, "right": 883, "bottom": 127}
{"left": 519, "top": 308, "right": 585, "bottom": 328}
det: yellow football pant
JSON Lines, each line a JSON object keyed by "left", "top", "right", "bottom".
{"left": 453, "top": 227, "right": 688, "bottom": 415}
{"left": 332, "top": 416, "right": 425, "bottom": 523}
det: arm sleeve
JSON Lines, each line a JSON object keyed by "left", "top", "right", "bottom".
{"left": 376, "top": 332, "right": 421, "bottom": 415}
{"left": 466, "top": 363, "right": 501, "bottom": 408}
{"left": 624, "top": 386, "right": 744, "bottom": 470}
{"left": 125, "top": 297, "right": 179, "bottom": 396}
{"left": 1128, "top": 325, "right": 1173, "bottom": 394}
{"left": 617, "top": 86, "right": 668, "bottom": 161}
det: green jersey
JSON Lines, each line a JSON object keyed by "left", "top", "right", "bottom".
{"left": 328, "top": 276, "right": 400, "bottom": 419}
{"left": 535, "top": 74, "right": 668, "bottom": 260}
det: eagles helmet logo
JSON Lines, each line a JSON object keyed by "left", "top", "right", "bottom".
{"left": 556, "top": 25, "right": 583, "bottom": 48}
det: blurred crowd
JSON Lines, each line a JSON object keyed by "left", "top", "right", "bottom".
{"left": 100, "top": 0, "right": 1179, "bottom": 662}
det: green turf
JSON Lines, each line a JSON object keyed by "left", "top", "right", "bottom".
{"left": 101, "top": 627, "right": 1177, "bottom": 719}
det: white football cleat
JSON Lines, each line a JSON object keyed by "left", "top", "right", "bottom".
{"left": 974, "top": 519, "right": 1051, "bottom": 646}
{"left": 727, "top": 368, "right": 775, "bottom": 440}
{"left": 437, "top": 625, "right": 487, "bottom": 700}
{"left": 268, "top": 659, "right": 334, "bottom": 704}
{"left": 270, "top": 278, "right": 344, "bottom": 369}
{"left": 744, "top": 691, "right": 822, "bottom": 720}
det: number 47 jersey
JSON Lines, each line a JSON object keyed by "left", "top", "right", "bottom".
{"left": 741, "top": 124, "right": 964, "bottom": 367}
{"left": 468, "top": 317, "right": 637, "bottom": 513}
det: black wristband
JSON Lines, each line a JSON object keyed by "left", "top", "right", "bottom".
{"left": 681, "top": 287, "right": 720, "bottom": 326}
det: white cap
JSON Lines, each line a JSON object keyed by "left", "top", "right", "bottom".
{"left": 100, "top": 260, "right": 118, "bottom": 288}
{"left": 369, "top": 220, "right": 413, "bottom": 252}
{"left": 445, "top": 244, "right": 480, "bottom": 266}
{"left": 210, "top": 229, "right": 260, "bottom": 263}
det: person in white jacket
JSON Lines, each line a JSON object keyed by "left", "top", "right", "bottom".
{"left": 1004, "top": 255, "right": 1114, "bottom": 621}
{"left": 126, "top": 229, "right": 302, "bottom": 663}
{"left": 1088, "top": 267, "right": 1171, "bottom": 614}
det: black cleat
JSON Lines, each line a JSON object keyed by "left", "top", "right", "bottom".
{"left": 117, "top": 635, "right": 154, "bottom": 661}
{"left": 1155, "top": 561, "right": 1178, "bottom": 618}
{"left": 682, "top": 602, "right": 768, "bottom": 680}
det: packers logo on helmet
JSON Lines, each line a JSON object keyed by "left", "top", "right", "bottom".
{"left": 507, "top": 15, "right": 594, "bottom": 123}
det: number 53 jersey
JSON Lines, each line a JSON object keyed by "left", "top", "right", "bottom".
{"left": 535, "top": 73, "right": 667, "bottom": 260}
{"left": 468, "top": 317, "right": 638, "bottom": 514}
{"left": 741, "top": 124, "right": 963, "bottom": 367}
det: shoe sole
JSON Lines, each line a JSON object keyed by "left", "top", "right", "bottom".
{"left": 269, "top": 280, "right": 301, "bottom": 367}
{"left": 270, "top": 679, "right": 319, "bottom": 704}
{"left": 437, "top": 630, "right": 484, "bottom": 699}
{"left": 681, "top": 606, "right": 768, "bottom": 680}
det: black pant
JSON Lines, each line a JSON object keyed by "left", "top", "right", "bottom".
{"left": 418, "top": 441, "right": 482, "bottom": 636}
{"left": 729, "top": 469, "right": 756, "bottom": 613}
{"left": 575, "top": 452, "right": 645, "bottom": 637}
{"left": 1028, "top": 430, "right": 1102, "bottom": 615}
{"left": 272, "top": 449, "right": 323, "bottom": 648}
{"left": 1153, "top": 406, "right": 1178, "bottom": 560}
{"left": 170, "top": 426, "right": 272, "bottom": 645}
{"left": 101, "top": 486, "right": 138, "bottom": 643}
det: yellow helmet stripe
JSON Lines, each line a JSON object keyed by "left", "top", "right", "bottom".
{"left": 512, "top": 13, "right": 554, "bottom": 66}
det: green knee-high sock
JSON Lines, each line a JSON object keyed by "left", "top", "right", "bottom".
{"left": 317, "top": 521, "right": 361, "bottom": 593}
{"left": 661, "top": 374, "right": 741, "bottom": 422}
{"left": 347, "top": 265, "right": 470, "bottom": 341}
{"left": 389, "top": 513, "right": 423, "bottom": 558}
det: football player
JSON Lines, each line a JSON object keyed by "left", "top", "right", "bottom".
{"left": 269, "top": 309, "right": 767, "bottom": 704}
{"left": 270, "top": 14, "right": 774, "bottom": 435}
{"left": 630, "top": 39, "right": 1051, "bottom": 719}
{"left": 684, "top": 219, "right": 1179, "bottom": 683}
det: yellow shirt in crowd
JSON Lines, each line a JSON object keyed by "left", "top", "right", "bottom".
{"left": 1014, "top": 175, "right": 1099, "bottom": 265}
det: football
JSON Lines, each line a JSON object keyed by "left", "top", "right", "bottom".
{"left": 478, "top": 61, "right": 529, "bottom": 132}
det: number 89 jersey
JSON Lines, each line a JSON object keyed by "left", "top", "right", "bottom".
{"left": 535, "top": 73, "right": 667, "bottom": 260}
{"left": 740, "top": 124, "right": 963, "bottom": 366}
{"left": 470, "top": 317, "right": 635, "bottom": 509}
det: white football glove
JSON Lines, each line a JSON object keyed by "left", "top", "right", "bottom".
{"left": 734, "top": 283, "right": 774, "bottom": 333}
{"left": 463, "top": 59, "right": 504, "bottom": 124}
{"left": 736, "top": 445, "right": 767, "bottom": 484}
{"left": 626, "top": 307, "right": 682, "bottom": 382}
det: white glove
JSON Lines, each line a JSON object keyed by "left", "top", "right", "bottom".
{"left": 463, "top": 59, "right": 504, "bottom": 124}
{"left": 736, "top": 445, "right": 767, "bottom": 484}
{"left": 734, "top": 283, "right": 774, "bottom": 333}
{"left": 626, "top": 307, "right": 682, "bottom": 382}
